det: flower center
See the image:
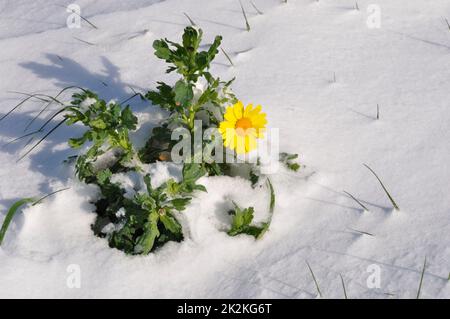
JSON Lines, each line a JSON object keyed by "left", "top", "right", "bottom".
{"left": 235, "top": 117, "right": 252, "bottom": 131}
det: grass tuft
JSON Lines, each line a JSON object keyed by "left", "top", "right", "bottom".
{"left": 416, "top": 257, "right": 427, "bottom": 299}
{"left": 305, "top": 260, "right": 322, "bottom": 298}
{"left": 363, "top": 164, "right": 400, "bottom": 211}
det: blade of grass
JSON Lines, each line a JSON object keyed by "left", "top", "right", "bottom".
{"left": 0, "top": 95, "right": 35, "bottom": 122}
{"left": 7, "top": 91, "right": 50, "bottom": 103}
{"left": 221, "top": 48, "right": 234, "bottom": 66}
{"left": 376, "top": 104, "right": 380, "bottom": 120}
{"left": 0, "top": 198, "right": 35, "bottom": 245}
{"left": 444, "top": 18, "right": 450, "bottom": 31}
{"left": 305, "top": 260, "right": 322, "bottom": 298}
{"left": 363, "top": 164, "right": 400, "bottom": 210}
{"left": 2, "top": 130, "right": 42, "bottom": 147}
{"left": 57, "top": 4, "right": 98, "bottom": 29}
{"left": 0, "top": 187, "right": 70, "bottom": 246}
{"left": 32, "top": 187, "right": 70, "bottom": 206}
{"left": 347, "top": 227, "right": 375, "bottom": 237}
{"left": 73, "top": 36, "right": 95, "bottom": 46}
{"left": 255, "top": 178, "right": 276, "bottom": 240}
{"left": 339, "top": 274, "right": 348, "bottom": 299}
{"left": 183, "top": 12, "right": 196, "bottom": 26}
{"left": 119, "top": 92, "right": 142, "bottom": 105}
{"left": 416, "top": 257, "right": 427, "bottom": 299}
{"left": 267, "top": 178, "right": 275, "bottom": 213}
{"left": 239, "top": 0, "right": 251, "bottom": 31}
{"left": 250, "top": 1, "right": 263, "bottom": 14}
{"left": 343, "top": 190, "right": 370, "bottom": 211}
{"left": 23, "top": 94, "right": 66, "bottom": 132}
{"left": 17, "top": 118, "right": 68, "bottom": 162}
{"left": 15, "top": 86, "right": 84, "bottom": 132}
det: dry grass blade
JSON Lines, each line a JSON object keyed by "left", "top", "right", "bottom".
{"left": 7, "top": 91, "right": 50, "bottom": 103}
{"left": 120, "top": 93, "right": 142, "bottom": 105}
{"left": 58, "top": 4, "right": 98, "bottom": 29}
{"left": 0, "top": 95, "right": 35, "bottom": 122}
{"left": 340, "top": 274, "right": 348, "bottom": 299}
{"left": 305, "top": 260, "right": 322, "bottom": 298}
{"left": 17, "top": 118, "right": 68, "bottom": 162}
{"left": 343, "top": 190, "right": 370, "bottom": 211}
{"left": 250, "top": 1, "right": 263, "bottom": 14}
{"left": 25, "top": 86, "right": 87, "bottom": 132}
{"left": 2, "top": 130, "right": 42, "bottom": 148}
{"left": 73, "top": 36, "right": 95, "bottom": 46}
{"left": 183, "top": 12, "right": 196, "bottom": 26}
{"left": 348, "top": 227, "right": 374, "bottom": 237}
{"left": 221, "top": 48, "right": 234, "bottom": 66}
{"left": 363, "top": 164, "right": 400, "bottom": 210}
{"left": 416, "top": 257, "right": 427, "bottom": 299}
{"left": 239, "top": 0, "right": 251, "bottom": 31}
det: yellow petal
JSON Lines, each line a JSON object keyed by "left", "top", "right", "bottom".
{"left": 243, "top": 104, "right": 253, "bottom": 117}
{"left": 233, "top": 101, "right": 244, "bottom": 119}
{"left": 224, "top": 107, "right": 236, "bottom": 123}
{"left": 235, "top": 135, "right": 246, "bottom": 154}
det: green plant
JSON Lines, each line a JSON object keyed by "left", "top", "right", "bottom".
{"left": 1, "top": 26, "right": 298, "bottom": 256}
{"left": 279, "top": 152, "right": 300, "bottom": 171}
{"left": 65, "top": 90, "right": 138, "bottom": 181}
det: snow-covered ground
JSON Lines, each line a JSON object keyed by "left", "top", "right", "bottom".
{"left": 0, "top": 0, "right": 449, "bottom": 298}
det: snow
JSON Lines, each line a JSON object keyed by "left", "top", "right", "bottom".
{"left": 1, "top": 0, "right": 449, "bottom": 298}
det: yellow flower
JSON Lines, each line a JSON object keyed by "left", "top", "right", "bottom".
{"left": 219, "top": 101, "right": 267, "bottom": 154}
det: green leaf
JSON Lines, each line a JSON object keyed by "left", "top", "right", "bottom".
{"left": 160, "top": 213, "right": 182, "bottom": 235}
{"left": 192, "top": 184, "right": 207, "bottom": 193}
{"left": 136, "top": 211, "right": 160, "bottom": 254}
{"left": 89, "top": 118, "right": 107, "bottom": 129}
{"left": 170, "top": 197, "right": 191, "bottom": 211}
{"left": 96, "top": 169, "right": 112, "bottom": 185}
{"left": 0, "top": 198, "right": 35, "bottom": 245}
{"left": 68, "top": 135, "right": 87, "bottom": 148}
{"left": 121, "top": 106, "right": 138, "bottom": 129}
{"left": 182, "top": 27, "right": 201, "bottom": 52}
{"left": 207, "top": 35, "right": 222, "bottom": 62}
{"left": 153, "top": 40, "right": 171, "bottom": 60}
{"left": 173, "top": 80, "right": 193, "bottom": 107}
{"left": 182, "top": 163, "right": 206, "bottom": 184}
{"left": 143, "top": 174, "right": 152, "bottom": 193}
